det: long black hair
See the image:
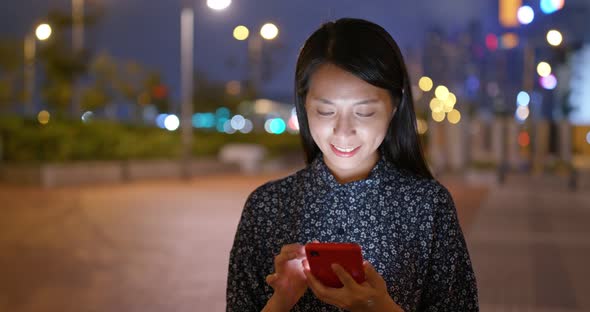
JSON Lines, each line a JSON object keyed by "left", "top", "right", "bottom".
{"left": 295, "top": 18, "right": 433, "bottom": 179}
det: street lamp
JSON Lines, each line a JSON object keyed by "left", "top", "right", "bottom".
{"left": 180, "top": 0, "right": 231, "bottom": 178}
{"left": 231, "top": 23, "right": 280, "bottom": 91}
{"left": 24, "top": 23, "right": 52, "bottom": 116}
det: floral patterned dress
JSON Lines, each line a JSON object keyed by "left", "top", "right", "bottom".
{"left": 226, "top": 155, "right": 479, "bottom": 311}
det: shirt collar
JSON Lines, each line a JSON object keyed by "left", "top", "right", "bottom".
{"left": 310, "top": 154, "right": 388, "bottom": 191}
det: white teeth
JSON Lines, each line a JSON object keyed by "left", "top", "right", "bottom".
{"left": 333, "top": 145, "right": 356, "bottom": 153}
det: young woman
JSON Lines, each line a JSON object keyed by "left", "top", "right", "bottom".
{"left": 226, "top": 18, "right": 479, "bottom": 312}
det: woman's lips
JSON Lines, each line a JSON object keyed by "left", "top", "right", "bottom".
{"left": 330, "top": 144, "right": 360, "bottom": 158}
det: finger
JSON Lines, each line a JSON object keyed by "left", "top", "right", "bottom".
{"left": 331, "top": 263, "right": 360, "bottom": 289}
{"left": 265, "top": 273, "right": 278, "bottom": 286}
{"left": 303, "top": 268, "right": 341, "bottom": 304}
{"left": 274, "top": 251, "right": 299, "bottom": 268}
{"left": 280, "top": 244, "right": 306, "bottom": 258}
{"left": 302, "top": 258, "right": 310, "bottom": 271}
{"left": 363, "top": 261, "right": 386, "bottom": 288}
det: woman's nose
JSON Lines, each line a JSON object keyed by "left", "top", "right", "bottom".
{"left": 332, "top": 115, "right": 356, "bottom": 136}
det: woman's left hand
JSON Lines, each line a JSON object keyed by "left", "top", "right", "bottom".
{"left": 303, "top": 260, "right": 404, "bottom": 312}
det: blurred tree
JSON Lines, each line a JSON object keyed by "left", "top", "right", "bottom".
{"left": 0, "top": 39, "right": 23, "bottom": 111}
{"left": 193, "top": 72, "right": 256, "bottom": 115}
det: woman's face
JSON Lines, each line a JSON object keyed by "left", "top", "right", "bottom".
{"left": 305, "top": 63, "right": 395, "bottom": 183}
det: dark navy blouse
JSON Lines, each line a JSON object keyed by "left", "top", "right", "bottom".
{"left": 227, "top": 155, "right": 479, "bottom": 311}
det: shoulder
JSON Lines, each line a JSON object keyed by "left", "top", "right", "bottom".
{"left": 381, "top": 165, "right": 454, "bottom": 213}
{"left": 245, "top": 166, "right": 309, "bottom": 207}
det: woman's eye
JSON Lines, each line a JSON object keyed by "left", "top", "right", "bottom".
{"left": 317, "top": 111, "right": 334, "bottom": 116}
{"left": 356, "top": 112, "right": 375, "bottom": 117}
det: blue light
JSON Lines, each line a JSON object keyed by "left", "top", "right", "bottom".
{"left": 516, "top": 91, "right": 530, "bottom": 107}
{"left": 156, "top": 114, "right": 168, "bottom": 128}
{"left": 193, "top": 113, "right": 215, "bottom": 128}
{"left": 540, "top": 0, "right": 564, "bottom": 14}
{"left": 216, "top": 107, "right": 230, "bottom": 119}
{"left": 217, "top": 117, "right": 229, "bottom": 132}
{"left": 269, "top": 118, "right": 286, "bottom": 134}
{"left": 466, "top": 76, "right": 480, "bottom": 91}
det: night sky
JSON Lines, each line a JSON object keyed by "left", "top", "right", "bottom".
{"left": 2, "top": 0, "right": 496, "bottom": 105}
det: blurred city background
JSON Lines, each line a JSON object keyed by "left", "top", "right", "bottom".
{"left": 0, "top": 0, "right": 589, "bottom": 311}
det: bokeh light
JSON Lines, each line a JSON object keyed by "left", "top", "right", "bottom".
{"left": 434, "top": 86, "right": 449, "bottom": 101}
{"left": 517, "top": 91, "right": 530, "bottom": 107}
{"left": 540, "top": 74, "right": 557, "bottom": 90}
{"left": 517, "top": 6, "right": 535, "bottom": 25}
{"left": 518, "top": 131, "right": 530, "bottom": 147}
{"left": 416, "top": 118, "right": 428, "bottom": 134}
{"left": 207, "top": 0, "right": 231, "bottom": 10}
{"left": 233, "top": 25, "right": 249, "bottom": 41}
{"left": 516, "top": 106, "right": 530, "bottom": 121}
{"left": 501, "top": 33, "right": 519, "bottom": 49}
{"left": 35, "top": 23, "right": 52, "bottom": 41}
{"left": 260, "top": 23, "right": 279, "bottom": 40}
{"left": 540, "top": 0, "right": 564, "bottom": 14}
{"left": 432, "top": 111, "right": 445, "bottom": 122}
{"left": 164, "top": 114, "right": 180, "bottom": 131}
{"left": 240, "top": 119, "right": 253, "bottom": 134}
{"left": 485, "top": 34, "right": 498, "bottom": 51}
{"left": 537, "top": 62, "right": 552, "bottom": 77}
{"left": 156, "top": 114, "right": 168, "bottom": 128}
{"left": 447, "top": 109, "right": 461, "bottom": 124}
{"left": 230, "top": 115, "right": 246, "bottom": 131}
{"left": 418, "top": 76, "right": 433, "bottom": 92}
{"left": 37, "top": 110, "right": 50, "bottom": 125}
{"left": 430, "top": 98, "right": 443, "bottom": 113}
{"left": 81, "top": 111, "right": 94, "bottom": 123}
{"left": 546, "top": 29, "right": 563, "bottom": 46}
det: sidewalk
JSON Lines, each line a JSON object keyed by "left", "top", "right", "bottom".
{"left": 466, "top": 175, "right": 590, "bottom": 312}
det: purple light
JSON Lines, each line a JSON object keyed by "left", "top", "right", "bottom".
{"left": 539, "top": 74, "right": 557, "bottom": 90}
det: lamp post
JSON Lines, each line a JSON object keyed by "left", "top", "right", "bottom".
{"left": 180, "top": 0, "right": 231, "bottom": 178}
{"left": 71, "top": 0, "right": 84, "bottom": 117}
{"left": 24, "top": 23, "right": 52, "bottom": 116}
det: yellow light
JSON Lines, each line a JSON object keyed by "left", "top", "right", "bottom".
{"left": 443, "top": 92, "right": 456, "bottom": 113}
{"left": 499, "top": 0, "right": 522, "bottom": 27}
{"left": 442, "top": 101, "right": 455, "bottom": 113}
{"left": 447, "top": 109, "right": 461, "bottom": 124}
{"left": 35, "top": 23, "right": 52, "bottom": 41}
{"left": 233, "top": 25, "right": 249, "bottom": 41}
{"left": 260, "top": 23, "right": 279, "bottom": 40}
{"left": 37, "top": 110, "right": 50, "bottom": 125}
{"left": 418, "top": 76, "right": 433, "bottom": 92}
{"left": 207, "top": 0, "right": 231, "bottom": 10}
{"left": 546, "top": 30, "right": 563, "bottom": 46}
{"left": 432, "top": 111, "right": 445, "bottom": 122}
{"left": 434, "top": 85, "right": 449, "bottom": 101}
{"left": 416, "top": 118, "right": 428, "bottom": 134}
{"left": 429, "top": 98, "right": 443, "bottom": 113}
{"left": 501, "top": 32, "right": 519, "bottom": 49}
{"left": 537, "top": 61, "right": 552, "bottom": 77}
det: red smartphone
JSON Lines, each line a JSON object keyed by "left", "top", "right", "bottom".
{"left": 304, "top": 242, "right": 365, "bottom": 288}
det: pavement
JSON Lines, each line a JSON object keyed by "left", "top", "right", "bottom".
{"left": 0, "top": 168, "right": 587, "bottom": 311}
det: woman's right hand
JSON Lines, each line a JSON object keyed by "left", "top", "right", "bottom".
{"left": 264, "top": 243, "right": 308, "bottom": 311}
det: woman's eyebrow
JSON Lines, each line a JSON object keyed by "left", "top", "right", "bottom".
{"left": 312, "top": 97, "right": 380, "bottom": 105}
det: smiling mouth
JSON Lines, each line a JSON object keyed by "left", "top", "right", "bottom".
{"left": 330, "top": 144, "right": 361, "bottom": 157}
{"left": 333, "top": 145, "right": 357, "bottom": 153}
